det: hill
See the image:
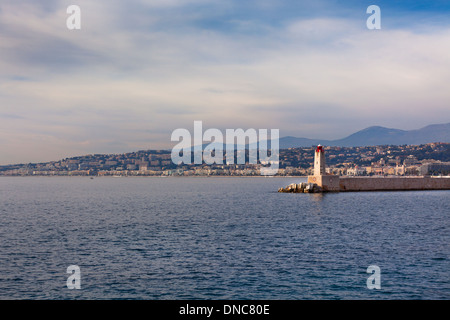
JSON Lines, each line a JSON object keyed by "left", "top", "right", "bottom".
{"left": 278, "top": 123, "right": 450, "bottom": 148}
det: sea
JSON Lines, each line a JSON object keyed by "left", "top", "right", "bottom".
{"left": 0, "top": 176, "right": 448, "bottom": 300}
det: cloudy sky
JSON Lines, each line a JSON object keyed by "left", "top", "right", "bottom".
{"left": 1, "top": 0, "right": 450, "bottom": 164}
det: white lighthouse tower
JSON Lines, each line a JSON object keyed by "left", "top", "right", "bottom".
{"left": 308, "top": 144, "right": 339, "bottom": 191}
{"left": 314, "top": 145, "right": 326, "bottom": 176}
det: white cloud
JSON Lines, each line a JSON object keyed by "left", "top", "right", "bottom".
{"left": 1, "top": 2, "right": 450, "bottom": 164}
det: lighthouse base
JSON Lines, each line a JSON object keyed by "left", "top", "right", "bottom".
{"left": 307, "top": 175, "right": 340, "bottom": 192}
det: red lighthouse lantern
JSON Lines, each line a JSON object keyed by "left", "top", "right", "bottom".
{"left": 316, "top": 145, "right": 324, "bottom": 153}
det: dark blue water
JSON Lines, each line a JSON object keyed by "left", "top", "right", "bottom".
{"left": 0, "top": 176, "right": 448, "bottom": 299}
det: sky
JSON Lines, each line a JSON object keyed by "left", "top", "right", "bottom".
{"left": 1, "top": 0, "right": 450, "bottom": 164}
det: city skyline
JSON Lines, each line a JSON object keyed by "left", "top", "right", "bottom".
{"left": 1, "top": 142, "right": 448, "bottom": 177}
{"left": 1, "top": 0, "right": 450, "bottom": 164}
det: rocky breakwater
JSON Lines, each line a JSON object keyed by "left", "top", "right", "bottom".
{"left": 278, "top": 182, "right": 323, "bottom": 193}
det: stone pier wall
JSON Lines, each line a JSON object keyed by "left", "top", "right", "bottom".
{"left": 308, "top": 175, "right": 450, "bottom": 192}
{"left": 339, "top": 176, "right": 450, "bottom": 191}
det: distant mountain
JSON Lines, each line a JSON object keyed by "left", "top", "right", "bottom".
{"left": 194, "top": 123, "right": 450, "bottom": 150}
{"left": 278, "top": 123, "right": 450, "bottom": 148}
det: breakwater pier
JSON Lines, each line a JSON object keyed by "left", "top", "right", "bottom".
{"left": 279, "top": 145, "right": 450, "bottom": 193}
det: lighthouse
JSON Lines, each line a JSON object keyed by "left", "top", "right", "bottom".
{"left": 314, "top": 145, "right": 326, "bottom": 176}
{"left": 308, "top": 145, "right": 339, "bottom": 191}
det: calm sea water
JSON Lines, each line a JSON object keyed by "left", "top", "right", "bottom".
{"left": 0, "top": 176, "right": 448, "bottom": 300}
